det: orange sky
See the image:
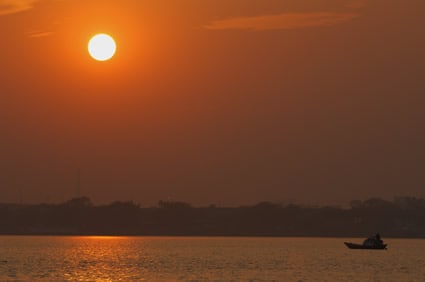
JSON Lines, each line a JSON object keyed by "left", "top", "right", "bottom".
{"left": 1, "top": 0, "right": 424, "bottom": 206}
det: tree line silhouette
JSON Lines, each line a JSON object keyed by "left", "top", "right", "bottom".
{"left": 1, "top": 196, "right": 425, "bottom": 237}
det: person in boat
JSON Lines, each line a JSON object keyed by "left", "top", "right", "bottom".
{"left": 375, "top": 233, "right": 383, "bottom": 245}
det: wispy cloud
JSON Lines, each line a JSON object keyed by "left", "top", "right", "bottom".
{"left": 204, "top": 12, "right": 359, "bottom": 31}
{"left": 204, "top": 0, "right": 367, "bottom": 31}
{"left": 0, "top": 0, "right": 37, "bottom": 16}
{"left": 26, "top": 30, "right": 53, "bottom": 38}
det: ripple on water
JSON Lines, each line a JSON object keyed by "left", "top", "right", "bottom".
{"left": 0, "top": 237, "right": 425, "bottom": 281}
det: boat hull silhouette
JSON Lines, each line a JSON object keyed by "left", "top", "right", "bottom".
{"left": 344, "top": 242, "right": 387, "bottom": 250}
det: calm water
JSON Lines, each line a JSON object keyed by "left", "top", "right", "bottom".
{"left": 0, "top": 236, "right": 424, "bottom": 281}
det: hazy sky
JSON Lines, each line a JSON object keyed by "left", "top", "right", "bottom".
{"left": 1, "top": 0, "right": 424, "bottom": 206}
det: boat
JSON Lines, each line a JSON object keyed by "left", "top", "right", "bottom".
{"left": 344, "top": 233, "right": 387, "bottom": 250}
{"left": 344, "top": 242, "right": 387, "bottom": 250}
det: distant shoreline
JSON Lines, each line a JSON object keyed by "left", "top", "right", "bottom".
{"left": 2, "top": 197, "right": 425, "bottom": 238}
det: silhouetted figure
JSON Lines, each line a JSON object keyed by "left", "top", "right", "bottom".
{"left": 375, "top": 233, "right": 383, "bottom": 245}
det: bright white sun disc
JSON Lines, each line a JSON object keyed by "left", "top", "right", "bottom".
{"left": 88, "top": 34, "right": 116, "bottom": 61}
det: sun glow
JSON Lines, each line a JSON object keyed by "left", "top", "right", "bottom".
{"left": 88, "top": 34, "right": 116, "bottom": 61}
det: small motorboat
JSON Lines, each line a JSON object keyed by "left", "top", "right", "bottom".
{"left": 344, "top": 242, "right": 387, "bottom": 250}
{"left": 344, "top": 233, "right": 387, "bottom": 250}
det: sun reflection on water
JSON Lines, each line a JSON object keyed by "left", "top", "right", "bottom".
{"left": 1, "top": 237, "right": 425, "bottom": 281}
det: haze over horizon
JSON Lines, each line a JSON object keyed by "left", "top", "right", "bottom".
{"left": 1, "top": 0, "right": 424, "bottom": 206}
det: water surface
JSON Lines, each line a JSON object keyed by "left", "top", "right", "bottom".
{"left": 1, "top": 236, "right": 424, "bottom": 281}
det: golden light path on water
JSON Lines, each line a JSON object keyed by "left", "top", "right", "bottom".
{"left": 1, "top": 237, "right": 425, "bottom": 280}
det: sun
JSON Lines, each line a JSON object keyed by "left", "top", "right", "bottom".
{"left": 88, "top": 34, "right": 116, "bottom": 61}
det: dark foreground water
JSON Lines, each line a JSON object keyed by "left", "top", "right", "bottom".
{"left": 0, "top": 236, "right": 424, "bottom": 281}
